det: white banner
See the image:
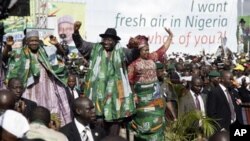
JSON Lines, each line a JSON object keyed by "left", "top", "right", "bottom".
{"left": 84, "top": 0, "right": 237, "bottom": 54}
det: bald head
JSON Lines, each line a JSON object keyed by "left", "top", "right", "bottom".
{"left": 73, "top": 97, "right": 92, "bottom": 112}
{"left": 30, "top": 106, "right": 51, "bottom": 126}
{"left": 73, "top": 96, "right": 96, "bottom": 124}
{"left": 191, "top": 77, "right": 203, "bottom": 94}
{"left": 221, "top": 71, "right": 233, "bottom": 88}
{"left": 0, "top": 89, "right": 16, "bottom": 111}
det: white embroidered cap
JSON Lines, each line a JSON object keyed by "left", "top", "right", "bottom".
{"left": 58, "top": 15, "right": 74, "bottom": 24}
{"left": 0, "top": 110, "right": 30, "bottom": 138}
{"left": 26, "top": 30, "right": 39, "bottom": 38}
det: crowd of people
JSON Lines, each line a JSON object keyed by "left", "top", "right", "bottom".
{"left": 1, "top": 19, "right": 249, "bottom": 141}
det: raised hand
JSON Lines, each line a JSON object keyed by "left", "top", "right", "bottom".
{"left": 163, "top": 28, "right": 173, "bottom": 49}
{"left": 74, "top": 21, "right": 82, "bottom": 32}
{"left": 164, "top": 27, "right": 173, "bottom": 38}
{"left": 6, "top": 36, "right": 14, "bottom": 48}
{"left": 49, "top": 35, "right": 59, "bottom": 45}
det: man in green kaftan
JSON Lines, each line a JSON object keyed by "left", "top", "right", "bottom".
{"left": 4, "top": 30, "right": 72, "bottom": 126}
{"left": 72, "top": 21, "right": 139, "bottom": 135}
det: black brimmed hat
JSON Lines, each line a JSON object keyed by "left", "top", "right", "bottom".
{"left": 99, "top": 28, "right": 121, "bottom": 40}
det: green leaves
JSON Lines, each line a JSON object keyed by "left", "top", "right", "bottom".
{"left": 165, "top": 110, "right": 218, "bottom": 141}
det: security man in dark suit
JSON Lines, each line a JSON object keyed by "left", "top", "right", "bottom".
{"left": 207, "top": 71, "right": 242, "bottom": 131}
{"left": 60, "top": 96, "right": 106, "bottom": 141}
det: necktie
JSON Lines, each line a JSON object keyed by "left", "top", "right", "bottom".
{"left": 71, "top": 89, "right": 74, "bottom": 96}
{"left": 195, "top": 94, "right": 201, "bottom": 110}
{"left": 82, "top": 129, "right": 89, "bottom": 141}
{"left": 225, "top": 90, "right": 236, "bottom": 122}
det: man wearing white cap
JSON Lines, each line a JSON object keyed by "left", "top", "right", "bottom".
{"left": 4, "top": 30, "right": 72, "bottom": 126}
{"left": 0, "top": 110, "right": 30, "bottom": 141}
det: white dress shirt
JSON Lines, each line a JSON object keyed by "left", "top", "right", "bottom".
{"left": 72, "top": 89, "right": 79, "bottom": 99}
{"left": 74, "top": 118, "right": 94, "bottom": 141}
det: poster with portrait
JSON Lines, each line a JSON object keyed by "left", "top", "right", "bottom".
{"left": 47, "top": 1, "right": 86, "bottom": 54}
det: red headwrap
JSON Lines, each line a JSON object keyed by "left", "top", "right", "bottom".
{"left": 127, "top": 35, "right": 149, "bottom": 49}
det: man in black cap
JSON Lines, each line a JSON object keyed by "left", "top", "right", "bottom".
{"left": 72, "top": 21, "right": 139, "bottom": 135}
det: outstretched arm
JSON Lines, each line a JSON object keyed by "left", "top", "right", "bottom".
{"left": 149, "top": 28, "right": 173, "bottom": 61}
{"left": 163, "top": 28, "right": 173, "bottom": 49}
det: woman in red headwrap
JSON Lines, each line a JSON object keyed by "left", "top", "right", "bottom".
{"left": 127, "top": 28, "right": 173, "bottom": 141}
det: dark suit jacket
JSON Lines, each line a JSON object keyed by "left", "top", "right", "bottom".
{"left": 65, "top": 87, "right": 82, "bottom": 118}
{"left": 206, "top": 85, "right": 242, "bottom": 131}
{"left": 59, "top": 121, "right": 106, "bottom": 141}
{"left": 238, "top": 87, "right": 250, "bottom": 102}
{"left": 178, "top": 90, "right": 207, "bottom": 116}
{"left": 21, "top": 98, "right": 37, "bottom": 120}
{"left": 65, "top": 87, "right": 82, "bottom": 99}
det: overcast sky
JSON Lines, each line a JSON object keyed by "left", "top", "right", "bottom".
{"left": 238, "top": 0, "right": 250, "bottom": 16}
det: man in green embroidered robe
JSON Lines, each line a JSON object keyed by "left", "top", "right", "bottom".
{"left": 4, "top": 30, "right": 72, "bottom": 126}
{"left": 72, "top": 21, "right": 139, "bottom": 134}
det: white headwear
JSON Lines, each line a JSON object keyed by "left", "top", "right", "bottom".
{"left": 26, "top": 30, "right": 39, "bottom": 38}
{"left": 0, "top": 110, "right": 30, "bottom": 138}
{"left": 58, "top": 15, "right": 74, "bottom": 24}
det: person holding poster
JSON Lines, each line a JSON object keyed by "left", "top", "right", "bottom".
{"left": 72, "top": 21, "right": 139, "bottom": 135}
{"left": 127, "top": 29, "right": 173, "bottom": 141}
